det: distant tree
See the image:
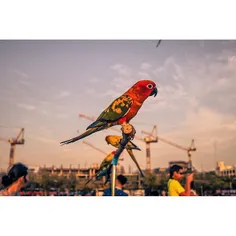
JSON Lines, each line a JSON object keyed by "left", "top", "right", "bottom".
{"left": 143, "top": 173, "right": 159, "bottom": 195}
{"left": 68, "top": 173, "right": 77, "bottom": 190}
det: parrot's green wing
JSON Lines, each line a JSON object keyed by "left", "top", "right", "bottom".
{"left": 99, "top": 154, "right": 114, "bottom": 169}
{"left": 100, "top": 159, "right": 110, "bottom": 170}
{"left": 86, "top": 95, "right": 133, "bottom": 129}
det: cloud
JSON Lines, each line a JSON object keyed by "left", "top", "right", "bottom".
{"left": 56, "top": 113, "right": 70, "bottom": 119}
{"left": 19, "top": 80, "right": 30, "bottom": 86}
{"left": 142, "top": 99, "right": 169, "bottom": 112}
{"left": 10, "top": 69, "right": 30, "bottom": 79}
{"left": 152, "top": 50, "right": 236, "bottom": 116}
{"left": 40, "top": 100, "right": 50, "bottom": 105}
{"left": 39, "top": 109, "right": 50, "bottom": 116}
{"left": 56, "top": 91, "right": 71, "bottom": 98}
{"left": 99, "top": 74, "right": 136, "bottom": 99}
{"left": 17, "top": 103, "right": 36, "bottom": 111}
{"left": 163, "top": 107, "right": 236, "bottom": 151}
{"left": 180, "top": 107, "right": 223, "bottom": 133}
{"left": 140, "top": 63, "right": 152, "bottom": 70}
{"left": 111, "top": 76, "right": 135, "bottom": 90}
{"left": 85, "top": 88, "right": 95, "bottom": 95}
{"left": 141, "top": 82, "right": 191, "bottom": 114}
{"left": 228, "top": 55, "right": 236, "bottom": 64}
{"left": 99, "top": 89, "right": 120, "bottom": 98}
{"left": 110, "top": 64, "right": 132, "bottom": 76}
{"left": 137, "top": 71, "right": 151, "bottom": 80}
{"left": 90, "top": 77, "right": 99, "bottom": 83}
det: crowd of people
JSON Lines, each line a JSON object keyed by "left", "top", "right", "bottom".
{"left": 0, "top": 162, "right": 198, "bottom": 197}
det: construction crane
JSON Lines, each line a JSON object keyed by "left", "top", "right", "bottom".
{"left": 142, "top": 126, "right": 158, "bottom": 172}
{"left": 141, "top": 130, "right": 196, "bottom": 170}
{"left": 0, "top": 128, "right": 25, "bottom": 169}
{"left": 79, "top": 113, "right": 156, "bottom": 172}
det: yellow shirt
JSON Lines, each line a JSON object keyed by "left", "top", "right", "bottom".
{"left": 168, "top": 179, "right": 185, "bottom": 196}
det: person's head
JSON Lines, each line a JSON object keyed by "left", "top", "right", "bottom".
{"left": 169, "top": 165, "right": 184, "bottom": 181}
{"left": 116, "top": 175, "right": 127, "bottom": 188}
{"left": 1, "top": 162, "right": 28, "bottom": 188}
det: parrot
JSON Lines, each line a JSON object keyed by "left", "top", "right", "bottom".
{"left": 60, "top": 80, "right": 158, "bottom": 145}
{"left": 84, "top": 151, "right": 115, "bottom": 186}
{"left": 105, "top": 135, "right": 145, "bottom": 178}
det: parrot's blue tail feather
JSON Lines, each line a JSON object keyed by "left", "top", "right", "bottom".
{"left": 60, "top": 126, "right": 104, "bottom": 145}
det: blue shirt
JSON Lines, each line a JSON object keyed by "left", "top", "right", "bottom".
{"left": 103, "top": 188, "right": 128, "bottom": 196}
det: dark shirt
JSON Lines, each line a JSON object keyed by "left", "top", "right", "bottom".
{"left": 103, "top": 188, "right": 128, "bottom": 196}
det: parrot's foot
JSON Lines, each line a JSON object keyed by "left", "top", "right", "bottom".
{"left": 122, "top": 123, "right": 133, "bottom": 134}
{"left": 121, "top": 123, "right": 136, "bottom": 140}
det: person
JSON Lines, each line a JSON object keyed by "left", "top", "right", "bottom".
{"left": 0, "top": 163, "right": 28, "bottom": 196}
{"left": 103, "top": 175, "right": 128, "bottom": 196}
{"left": 167, "top": 164, "right": 193, "bottom": 196}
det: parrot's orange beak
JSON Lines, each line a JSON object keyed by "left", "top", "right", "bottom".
{"left": 150, "top": 87, "right": 158, "bottom": 97}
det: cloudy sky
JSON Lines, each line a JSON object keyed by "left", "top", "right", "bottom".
{"left": 0, "top": 40, "right": 236, "bottom": 172}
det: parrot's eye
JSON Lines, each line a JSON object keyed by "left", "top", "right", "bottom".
{"left": 147, "top": 84, "right": 153, "bottom": 89}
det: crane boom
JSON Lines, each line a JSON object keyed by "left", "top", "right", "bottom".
{"left": 158, "top": 136, "right": 195, "bottom": 152}
{"left": 141, "top": 130, "right": 196, "bottom": 152}
{"left": 82, "top": 140, "right": 108, "bottom": 155}
{"left": 82, "top": 140, "right": 124, "bottom": 161}
{"left": 16, "top": 128, "right": 24, "bottom": 141}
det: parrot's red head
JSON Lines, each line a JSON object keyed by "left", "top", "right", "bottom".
{"left": 127, "top": 80, "right": 158, "bottom": 103}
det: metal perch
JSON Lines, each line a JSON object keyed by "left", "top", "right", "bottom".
{"left": 111, "top": 123, "right": 136, "bottom": 196}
